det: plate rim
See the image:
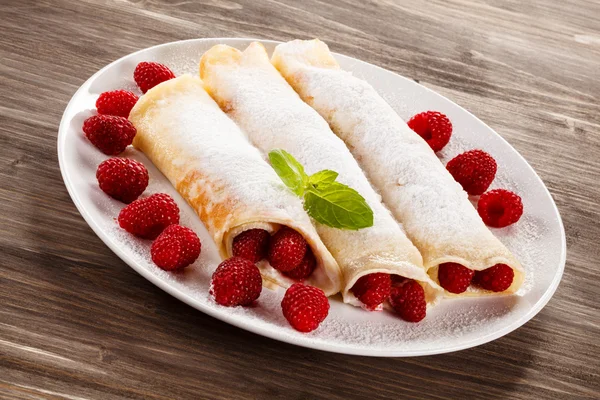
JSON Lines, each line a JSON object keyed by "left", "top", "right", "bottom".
{"left": 57, "top": 37, "right": 566, "bottom": 357}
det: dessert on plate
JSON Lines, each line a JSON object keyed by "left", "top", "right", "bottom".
{"left": 271, "top": 39, "right": 524, "bottom": 297}
{"left": 128, "top": 74, "right": 342, "bottom": 295}
{"left": 199, "top": 42, "right": 443, "bottom": 316}
{"left": 78, "top": 38, "right": 527, "bottom": 333}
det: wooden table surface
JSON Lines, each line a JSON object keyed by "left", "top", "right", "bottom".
{"left": 1, "top": 0, "right": 599, "bottom": 399}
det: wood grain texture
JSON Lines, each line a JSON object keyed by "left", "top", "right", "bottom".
{"left": 1, "top": 0, "right": 599, "bottom": 398}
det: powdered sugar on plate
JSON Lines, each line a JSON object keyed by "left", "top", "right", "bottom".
{"left": 437, "top": 133, "right": 543, "bottom": 296}
{"left": 57, "top": 39, "right": 565, "bottom": 356}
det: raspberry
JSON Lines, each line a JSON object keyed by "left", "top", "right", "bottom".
{"left": 389, "top": 280, "right": 427, "bottom": 322}
{"left": 391, "top": 274, "right": 407, "bottom": 286}
{"left": 232, "top": 229, "right": 270, "bottom": 263}
{"left": 133, "top": 61, "right": 176, "bottom": 93}
{"left": 474, "top": 264, "right": 514, "bottom": 292}
{"left": 118, "top": 193, "right": 180, "bottom": 239}
{"left": 151, "top": 225, "right": 201, "bottom": 271}
{"left": 407, "top": 111, "right": 452, "bottom": 152}
{"left": 211, "top": 257, "right": 262, "bottom": 306}
{"left": 438, "top": 263, "right": 474, "bottom": 294}
{"left": 446, "top": 149, "right": 497, "bottom": 195}
{"left": 478, "top": 189, "right": 523, "bottom": 228}
{"left": 283, "top": 248, "right": 316, "bottom": 280}
{"left": 83, "top": 115, "right": 136, "bottom": 155}
{"left": 267, "top": 227, "right": 307, "bottom": 272}
{"left": 96, "top": 90, "right": 139, "bottom": 118}
{"left": 281, "top": 283, "right": 329, "bottom": 332}
{"left": 350, "top": 273, "right": 391, "bottom": 310}
{"left": 96, "top": 158, "right": 149, "bottom": 203}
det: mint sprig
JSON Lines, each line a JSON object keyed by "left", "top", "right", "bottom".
{"left": 268, "top": 149, "right": 374, "bottom": 230}
{"left": 308, "top": 170, "right": 338, "bottom": 188}
{"left": 304, "top": 182, "right": 374, "bottom": 230}
{"left": 268, "top": 149, "right": 308, "bottom": 196}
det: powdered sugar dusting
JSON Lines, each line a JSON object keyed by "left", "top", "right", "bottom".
{"left": 130, "top": 76, "right": 310, "bottom": 219}
{"left": 200, "top": 43, "right": 442, "bottom": 304}
{"left": 437, "top": 134, "right": 472, "bottom": 164}
{"left": 321, "top": 300, "right": 516, "bottom": 349}
{"left": 436, "top": 134, "right": 542, "bottom": 295}
{"left": 274, "top": 40, "right": 521, "bottom": 277}
{"left": 58, "top": 39, "right": 565, "bottom": 356}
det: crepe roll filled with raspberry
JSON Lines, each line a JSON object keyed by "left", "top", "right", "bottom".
{"left": 200, "top": 43, "right": 442, "bottom": 315}
{"left": 271, "top": 39, "right": 524, "bottom": 296}
{"left": 128, "top": 74, "right": 341, "bottom": 295}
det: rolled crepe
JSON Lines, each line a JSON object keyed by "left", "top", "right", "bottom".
{"left": 200, "top": 43, "right": 442, "bottom": 308}
{"left": 128, "top": 74, "right": 342, "bottom": 295}
{"left": 271, "top": 39, "right": 524, "bottom": 296}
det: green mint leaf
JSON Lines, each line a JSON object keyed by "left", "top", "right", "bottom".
{"left": 268, "top": 149, "right": 308, "bottom": 196}
{"left": 309, "top": 170, "right": 339, "bottom": 189}
{"left": 304, "top": 182, "right": 374, "bottom": 230}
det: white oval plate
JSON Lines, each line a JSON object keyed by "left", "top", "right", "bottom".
{"left": 58, "top": 38, "right": 565, "bottom": 357}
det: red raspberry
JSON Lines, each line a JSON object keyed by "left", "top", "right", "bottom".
{"left": 267, "top": 227, "right": 307, "bottom": 272}
{"left": 474, "top": 264, "right": 514, "bottom": 292}
{"left": 446, "top": 149, "right": 497, "bottom": 195}
{"left": 350, "top": 273, "right": 391, "bottom": 310}
{"left": 83, "top": 115, "right": 136, "bottom": 155}
{"left": 232, "top": 229, "right": 270, "bottom": 263}
{"left": 133, "top": 61, "right": 176, "bottom": 93}
{"left": 96, "top": 90, "right": 139, "bottom": 118}
{"left": 283, "top": 248, "right": 316, "bottom": 280}
{"left": 118, "top": 193, "right": 179, "bottom": 239}
{"left": 151, "top": 225, "right": 201, "bottom": 271}
{"left": 407, "top": 111, "right": 452, "bottom": 152}
{"left": 478, "top": 189, "right": 523, "bottom": 228}
{"left": 281, "top": 283, "right": 329, "bottom": 332}
{"left": 391, "top": 274, "right": 407, "bottom": 286}
{"left": 389, "top": 280, "right": 427, "bottom": 322}
{"left": 438, "top": 263, "right": 474, "bottom": 294}
{"left": 96, "top": 158, "right": 149, "bottom": 203}
{"left": 211, "top": 257, "right": 262, "bottom": 306}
